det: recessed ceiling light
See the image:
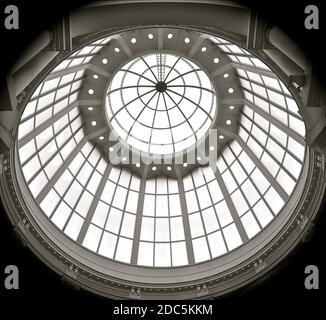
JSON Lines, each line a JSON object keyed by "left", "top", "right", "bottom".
{"left": 136, "top": 163, "right": 140, "bottom": 168}
{"left": 109, "top": 147, "right": 114, "bottom": 152}
{"left": 214, "top": 57, "right": 220, "bottom": 64}
{"left": 88, "top": 89, "right": 94, "bottom": 95}
{"left": 224, "top": 73, "right": 229, "bottom": 78}
{"left": 114, "top": 47, "right": 120, "bottom": 53}
{"left": 131, "top": 38, "right": 137, "bottom": 44}
{"left": 201, "top": 47, "right": 207, "bottom": 52}
{"left": 228, "top": 88, "right": 234, "bottom": 94}
{"left": 99, "top": 136, "right": 104, "bottom": 140}
{"left": 93, "top": 74, "right": 99, "bottom": 79}
{"left": 91, "top": 121, "right": 97, "bottom": 126}
{"left": 167, "top": 166, "right": 172, "bottom": 171}
{"left": 209, "top": 146, "right": 215, "bottom": 151}
{"left": 102, "top": 58, "right": 108, "bottom": 64}
{"left": 197, "top": 156, "right": 202, "bottom": 161}
{"left": 167, "top": 33, "right": 173, "bottom": 39}
{"left": 226, "top": 120, "right": 232, "bottom": 125}
{"left": 88, "top": 107, "right": 94, "bottom": 111}
{"left": 183, "top": 163, "right": 188, "bottom": 168}
{"left": 219, "top": 135, "right": 225, "bottom": 139}
{"left": 148, "top": 33, "right": 154, "bottom": 39}
{"left": 152, "top": 166, "right": 157, "bottom": 171}
{"left": 229, "top": 105, "right": 235, "bottom": 110}
{"left": 184, "top": 37, "right": 190, "bottom": 44}
{"left": 122, "top": 157, "right": 127, "bottom": 162}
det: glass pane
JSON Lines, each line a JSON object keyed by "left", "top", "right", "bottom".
{"left": 83, "top": 224, "right": 102, "bottom": 252}
{"left": 241, "top": 211, "right": 260, "bottom": 238}
{"left": 115, "top": 237, "right": 132, "bottom": 263}
{"left": 202, "top": 207, "right": 219, "bottom": 233}
{"left": 138, "top": 242, "right": 154, "bottom": 266}
{"left": 170, "top": 217, "right": 185, "bottom": 241}
{"left": 189, "top": 212, "right": 205, "bottom": 238}
{"left": 155, "top": 218, "right": 170, "bottom": 241}
{"left": 140, "top": 217, "right": 154, "bottom": 241}
{"left": 105, "top": 208, "right": 122, "bottom": 234}
{"left": 208, "top": 231, "right": 227, "bottom": 257}
{"left": 171, "top": 242, "right": 188, "bottom": 266}
{"left": 64, "top": 213, "right": 84, "bottom": 241}
{"left": 155, "top": 243, "right": 171, "bottom": 267}
{"left": 223, "top": 223, "right": 242, "bottom": 250}
{"left": 52, "top": 201, "right": 71, "bottom": 230}
{"left": 98, "top": 232, "right": 117, "bottom": 259}
{"left": 253, "top": 199, "right": 274, "bottom": 227}
{"left": 193, "top": 237, "right": 210, "bottom": 262}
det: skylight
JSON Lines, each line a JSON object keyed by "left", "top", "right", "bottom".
{"left": 16, "top": 29, "right": 306, "bottom": 270}
{"left": 106, "top": 53, "right": 217, "bottom": 154}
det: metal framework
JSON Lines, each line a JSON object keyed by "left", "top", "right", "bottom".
{"left": 13, "top": 26, "right": 309, "bottom": 270}
{"left": 0, "top": 0, "right": 324, "bottom": 300}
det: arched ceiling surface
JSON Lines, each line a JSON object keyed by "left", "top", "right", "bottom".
{"left": 17, "top": 28, "right": 306, "bottom": 269}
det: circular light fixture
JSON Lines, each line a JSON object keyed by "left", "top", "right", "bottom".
{"left": 226, "top": 120, "right": 232, "bottom": 125}
{"left": 167, "top": 166, "right": 172, "bottom": 171}
{"left": 91, "top": 120, "right": 97, "bottom": 126}
{"left": 213, "top": 57, "right": 220, "bottom": 64}
{"left": 152, "top": 166, "right": 157, "bottom": 171}
{"left": 223, "top": 73, "right": 229, "bottom": 78}
{"left": 209, "top": 146, "right": 215, "bottom": 151}
{"left": 201, "top": 47, "right": 207, "bottom": 52}
{"left": 228, "top": 88, "right": 234, "bottom": 94}
{"left": 184, "top": 37, "right": 190, "bottom": 44}
{"left": 136, "top": 163, "right": 141, "bottom": 168}
{"left": 93, "top": 74, "right": 99, "bottom": 79}
{"left": 183, "top": 163, "right": 188, "bottom": 168}
{"left": 229, "top": 105, "right": 235, "bottom": 110}
{"left": 148, "top": 33, "right": 154, "bottom": 39}
{"left": 88, "top": 107, "right": 94, "bottom": 111}
{"left": 109, "top": 146, "right": 114, "bottom": 152}
{"left": 131, "top": 38, "right": 137, "bottom": 43}
{"left": 88, "top": 89, "right": 94, "bottom": 95}
{"left": 219, "top": 134, "right": 225, "bottom": 139}
{"left": 99, "top": 136, "right": 104, "bottom": 140}
{"left": 167, "top": 33, "right": 173, "bottom": 39}
{"left": 114, "top": 47, "right": 120, "bottom": 53}
{"left": 102, "top": 58, "right": 108, "bottom": 64}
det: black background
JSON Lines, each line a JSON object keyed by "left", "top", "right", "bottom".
{"left": 0, "top": 0, "right": 324, "bottom": 317}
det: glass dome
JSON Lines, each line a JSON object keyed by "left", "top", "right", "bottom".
{"left": 106, "top": 52, "right": 217, "bottom": 155}
{"left": 15, "top": 26, "right": 307, "bottom": 283}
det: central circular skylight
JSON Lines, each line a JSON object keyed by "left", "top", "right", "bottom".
{"left": 106, "top": 53, "right": 217, "bottom": 155}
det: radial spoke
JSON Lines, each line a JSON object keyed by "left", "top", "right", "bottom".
{"left": 164, "top": 56, "right": 182, "bottom": 83}
{"left": 120, "top": 69, "right": 157, "bottom": 85}
{"left": 166, "top": 88, "right": 213, "bottom": 120}
{"left": 107, "top": 85, "right": 155, "bottom": 95}
{"left": 111, "top": 88, "right": 157, "bottom": 119}
{"left": 166, "top": 68, "right": 202, "bottom": 84}
{"left": 140, "top": 57, "right": 159, "bottom": 82}
{"left": 168, "top": 84, "right": 215, "bottom": 95}
{"left": 164, "top": 91, "right": 197, "bottom": 142}
{"left": 126, "top": 91, "right": 158, "bottom": 139}
{"left": 162, "top": 93, "right": 176, "bottom": 153}
{"left": 148, "top": 93, "right": 161, "bottom": 153}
